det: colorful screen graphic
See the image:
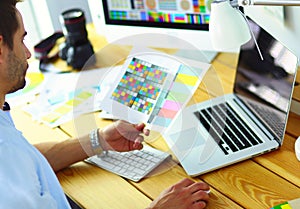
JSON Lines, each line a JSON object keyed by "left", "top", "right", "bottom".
{"left": 103, "top": 0, "right": 210, "bottom": 30}
{"left": 111, "top": 57, "right": 168, "bottom": 115}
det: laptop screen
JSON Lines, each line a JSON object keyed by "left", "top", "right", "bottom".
{"left": 234, "top": 17, "right": 298, "bottom": 139}
{"left": 234, "top": 19, "right": 297, "bottom": 113}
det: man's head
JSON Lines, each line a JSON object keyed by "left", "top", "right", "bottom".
{"left": 0, "top": 0, "right": 20, "bottom": 50}
{"left": 0, "top": 0, "right": 31, "bottom": 100}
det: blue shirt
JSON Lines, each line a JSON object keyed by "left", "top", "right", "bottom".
{"left": 0, "top": 109, "right": 71, "bottom": 209}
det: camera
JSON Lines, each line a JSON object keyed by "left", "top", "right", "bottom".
{"left": 59, "top": 8, "right": 95, "bottom": 69}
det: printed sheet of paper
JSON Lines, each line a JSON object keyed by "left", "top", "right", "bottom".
{"left": 100, "top": 47, "right": 211, "bottom": 131}
{"left": 148, "top": 63, "right": 209, "bottom": 131}
{"left": 100, "top": 50, "right": 179, "bottom": 124}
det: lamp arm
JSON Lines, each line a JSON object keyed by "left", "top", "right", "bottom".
{"left": 238, "top": 0, "right": 300, "bottom": 6}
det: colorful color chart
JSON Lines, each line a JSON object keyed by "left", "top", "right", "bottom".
{"left": 148, "top": 64, "right": 203, "bottom": 129}
{"left": 100, "top": 47, "right": 210, "bottom": 131}
{"left": 111, "top": 57, "right": 168, "bottom": 115}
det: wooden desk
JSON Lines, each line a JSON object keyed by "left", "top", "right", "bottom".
{"left": 11, "top": 26, "right": 300, "bottom": 208}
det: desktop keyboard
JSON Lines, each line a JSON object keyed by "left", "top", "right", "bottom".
{"left": 85, "top": 145, "right": 171, "bottom": 182}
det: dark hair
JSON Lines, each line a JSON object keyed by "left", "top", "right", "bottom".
{"left": 0, "top": 0, "right": 21, "bottom": 49}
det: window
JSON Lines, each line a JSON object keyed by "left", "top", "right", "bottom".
{"left": 17, "top": 0, "right": 54, "bottom": 51}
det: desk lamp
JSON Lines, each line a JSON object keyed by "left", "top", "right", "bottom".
{"left": 209, "top": 0, "right": 300, "bottom": 59}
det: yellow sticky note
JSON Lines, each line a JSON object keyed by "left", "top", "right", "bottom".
{"left": 175, "top": 74, "right": 198, "bottom": 86}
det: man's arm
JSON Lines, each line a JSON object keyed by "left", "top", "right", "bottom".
{"left": 35, "top": 120, "right": 149, "bottom": 172}
{"left": 34, "top": 136, "right": 90, "bottom": 172}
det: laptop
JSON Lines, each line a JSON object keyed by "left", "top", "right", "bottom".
{"left": 163, "top": 17, "right": 298, "bottom": 176}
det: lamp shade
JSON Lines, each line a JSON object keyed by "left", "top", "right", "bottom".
{"left": 209, "top": 1, "right": 251, "bottom": 51}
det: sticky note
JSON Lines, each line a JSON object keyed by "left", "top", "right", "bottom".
{"left": 175, "top": 74, "right": 198, "bottom": 86}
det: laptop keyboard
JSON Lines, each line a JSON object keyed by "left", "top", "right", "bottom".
{"left": 85, "top": 145, "right": 171, "bottom": 182}
{"left": 194, "top": 102, "right": 263, "bottom": 155}
{"left": 246, "top": 100, "right": 285, "bottom": 140}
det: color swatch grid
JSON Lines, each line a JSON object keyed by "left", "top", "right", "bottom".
{"left": 111, "top": 0, "right": 130, "bottom": 9}
{"left": 193, "top": 0, "right": 207, "bottom": 12}
{"left": 111, "top": 57, "right": 168, "bottom": 115}
{"left": 134, "top": 0, "right": 145, "bottom": 9}
{"left": 148, "top": 64, "right": 202, "bottom": 130}
{"left": 158, "top": 0, "right": 177, "bottom": 10}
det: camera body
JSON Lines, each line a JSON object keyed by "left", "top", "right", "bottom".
{"left": 59, "top": 8, "right": 95, "bottom": 69}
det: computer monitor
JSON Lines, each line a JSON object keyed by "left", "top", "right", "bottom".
{"left": 87, "top": 0, "right": 219, "bottom": 62}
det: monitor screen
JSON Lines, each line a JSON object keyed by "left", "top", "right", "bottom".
{"left": 102, "top": 0, "right": 210, "bottom": 31}
{"left": 88, "top": 0, "right": 219, "bottom": 61}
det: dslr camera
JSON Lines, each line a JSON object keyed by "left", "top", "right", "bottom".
{"left": 59, "top": 8, "right": 95, "bottom": 69}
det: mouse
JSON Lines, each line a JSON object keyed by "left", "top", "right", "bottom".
{"left": 295, "top": 136, "right": 300, "bottom": 161}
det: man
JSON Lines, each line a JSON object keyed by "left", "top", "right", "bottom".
{"left": 0, "top": 0, "right": 210, "bottom": 208}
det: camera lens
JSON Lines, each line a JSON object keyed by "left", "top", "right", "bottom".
{"left": 60, "top": 8, "right": 88, "bottom": 46}
{"left": 63, "top": 10, "right": 82, "bottom": 19}
{"left": 59, "top": 8, "right": 95, "bottom": 69}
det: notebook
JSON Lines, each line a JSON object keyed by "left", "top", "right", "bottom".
{"left": 163, "top": 17, "right": 299, "bottom": 176}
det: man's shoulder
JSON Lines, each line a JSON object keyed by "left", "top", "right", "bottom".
{"left": 0, "top": 110, "right": 13, "bottom": 125}
{"left": 0, "top": 114, "right": 20, "bottom": 144}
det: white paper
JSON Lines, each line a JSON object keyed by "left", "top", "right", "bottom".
{"left": 99, "top": 46, "right": 211, "bottom": 132}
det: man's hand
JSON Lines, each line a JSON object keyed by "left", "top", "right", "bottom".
{"left": 99, "top": 120, "right": 150, "bottom": 152}
{"left": 147, "top": 178, "right": 210, "bottom": 209}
